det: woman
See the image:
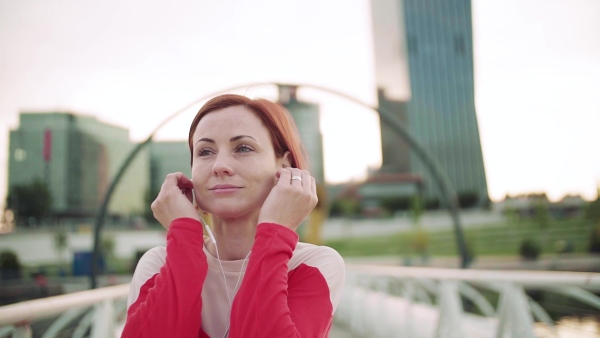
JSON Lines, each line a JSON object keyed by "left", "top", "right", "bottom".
{"left": 122, "top": 94, "right": 345, "bottom": 337}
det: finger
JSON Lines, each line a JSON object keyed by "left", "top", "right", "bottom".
{"left": 278, "top": 168, "right": 292, "bottom": 186}
{"left": 163, "top": 172, "right": 190, "bottom": 189}
{"left": 183, "top": 188, "right": 193, "bottom": 203}
{"left": 300, "top": 171, "right": 311, "bottom": 190}
{"left": 290, "top": 169, "right": 303, "bottom": 185}
{"left": 175, "top": 173, "right": 194, "bottom": 189}
{"left": 160, "top": 173, "right": 194, "bottom": 208}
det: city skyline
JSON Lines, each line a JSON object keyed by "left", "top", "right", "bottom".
{"left": 1, "top": 0, "right": 599, "bottom": 211}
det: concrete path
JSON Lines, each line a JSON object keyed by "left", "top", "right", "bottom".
{"left": 320, "top": 209, "right": 504, "bottom": 240}
{"left": 343, "top": 253, "right": 600, "bottom": 272}
{"left": 330, "top": 322, "right": 364, "bottom": 338}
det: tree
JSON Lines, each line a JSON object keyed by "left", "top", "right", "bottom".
{"left": 586, "top": 186, "right": 600, "bottom": 253}
{"left": 533, "top": 198, "right": 551, "bottom": 250}
{"left": 6, "top": 178, "right": 52, "bottom": 226}
{"left": 534, "top": 199, "right": 551, "bottom": 232}
{"left": 408, "top": 195, "right": 430, "bottom": 265}
{"left": 101, "top": 233, "right": 116, "bottom": 273}
{"left": 54, "top": 228, "right": 69, "bottom": 275}
{"left": 410, "top": 195, "right": 424, "bottom": 226}
{"left": 585, "top": 187, "right": 600, "bottom": 225}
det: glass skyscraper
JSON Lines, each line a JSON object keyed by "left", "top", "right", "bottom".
{"left": 372, "top": 0, "right": 489, "bottom": 206}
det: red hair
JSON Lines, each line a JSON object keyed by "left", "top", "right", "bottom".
{"left": 188, "top": 94, "right": 307, "bottom": 170}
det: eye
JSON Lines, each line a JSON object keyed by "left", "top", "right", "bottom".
{"left": 196, "top": 148, "right": 214, "bottom": 157}
{"left": 235, "top": 144, "right": 254, "bottom": 153}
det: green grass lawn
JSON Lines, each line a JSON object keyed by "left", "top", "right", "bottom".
{"left": 15, "top": 216, "right": 597, "bottom": 278}
{"left": 325, "top": 217, "right": 596, "bottom": 259}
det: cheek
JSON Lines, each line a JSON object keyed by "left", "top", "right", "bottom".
{"left": 194, "top": 189, "right": 214, "bottom": 214}
{"left": 191, "top": 161, "right": 208, "bottom": 178}
{"left": 191, "top": 166, "right": 208, "bottom": 196}
{"left": 255, "top": 172, "right": 278, "bottom": 195}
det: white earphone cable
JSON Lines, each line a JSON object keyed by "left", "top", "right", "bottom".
{"left": 204, "top": 221, "right": 251, "bottom": 338}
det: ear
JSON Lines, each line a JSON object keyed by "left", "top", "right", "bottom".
{"left": 279, "top": 151, "right": 292, "bottom": 168}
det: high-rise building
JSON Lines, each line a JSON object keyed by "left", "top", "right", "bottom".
{"left": 377, "top": 89, "right": 410, "bottom": 174}
{"left": 278, "top": 85, "right": 325, "bottom": 184}
{"left": 8, "top": 112, "right": 149, "bottom": 221}
{"left": 371, "top": 0, "right": 489, "bottom": 206}
{"left": 149, "top": 141, "right": 191, "bottom": 196}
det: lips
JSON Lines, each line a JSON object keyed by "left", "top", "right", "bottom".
{"left": 209, "top": 184, "right": 242, "bottom": 193}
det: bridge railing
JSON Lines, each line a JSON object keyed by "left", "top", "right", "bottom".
{"left": 0, "top": 283, "right": 129, "bottom": 338}
{"left": 336, "top": 264, "right": 600, "bottom": 338}
{"left": 1, "top": 266, "right": 599, "bottom": 338}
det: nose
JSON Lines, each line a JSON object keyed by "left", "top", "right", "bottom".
{"left": 212, "top": 152, "right": 234, "bottom": 176}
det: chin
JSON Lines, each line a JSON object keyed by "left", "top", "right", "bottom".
{"left": 203, "top": 204, "right": 245, "bottom": 218}
{"left": 206, "top": 203, "right": 262, "bottom": 221}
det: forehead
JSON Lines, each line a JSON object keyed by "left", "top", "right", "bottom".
{"left": 193, "top": 105, "right": 269, "bottom": 140}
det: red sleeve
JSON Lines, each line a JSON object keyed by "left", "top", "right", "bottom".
{"left": 121, "top": 218, "right": 209, "bottom": 338}
{"left": 229, "top": 223, "right": 338, "bottom": 337}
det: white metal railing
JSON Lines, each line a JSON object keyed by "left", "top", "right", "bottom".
{"left": 336, "top": 265, "right": 600, "bottom": 338}
{"left": 0, "top": 283, "right": 129, "bottom": 338}
{"left": 1, "top": 267, "right": 599, "bottom": 338}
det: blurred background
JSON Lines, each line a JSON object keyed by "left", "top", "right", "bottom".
{"left": 0, "top": 0, "right": 599, "bottom": 337}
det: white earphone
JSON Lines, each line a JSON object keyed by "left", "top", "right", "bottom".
{"left": 192, "top": 187, "right": 217, "bottom": 245}
{"left": 204, "top": 220, "right": 217, "bottom": 244}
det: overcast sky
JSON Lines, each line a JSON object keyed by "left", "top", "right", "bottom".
{"left": 1, "top": 0, "right": 599, "bottom": 209}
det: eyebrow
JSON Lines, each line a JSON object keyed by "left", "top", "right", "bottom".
{"left": 195, "top": 135, "right": 257, "bottom": 145}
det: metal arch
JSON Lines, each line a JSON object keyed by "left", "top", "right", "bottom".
{"left": 90, "top": 82, "right": 470, "bottom": 288}
{"left": 283, "top": 82, "right": 470, "bottom": 269}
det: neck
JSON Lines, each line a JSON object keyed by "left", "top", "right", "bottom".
{"left": 206, "top": 216, "right": 256, "bottom": 260}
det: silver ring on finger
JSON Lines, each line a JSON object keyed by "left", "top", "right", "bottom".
{"left": 291, "top": 175, "right": 302, "bottom": 182}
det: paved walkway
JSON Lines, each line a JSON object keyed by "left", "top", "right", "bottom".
{"left": 343, "top": 253, "right": 600, "bottom": 272}
{"left": 321, "top": 210, "right": 504, "bottom": 240}
{"left": 330, "top": 322, "right": 364, "bottom": 338}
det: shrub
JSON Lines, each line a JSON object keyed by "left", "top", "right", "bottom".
{"left": 458, "top": 191, "right": 479, "bottom": 209}
{"left": 328, "top": 198, "right": 361, "bottom": 218}
{"left": 589, "top": 224, "right": 600, "bottom": 253}
{"left": 425, "top": 198, "right": 440, "bottom": 210}
{"left": 411, "top": 229, "right": 430, "bottom": 254}
{"left": 0, "top": 250, "right": 22, "bottom": 280}
{"left": 464, "top": 235, "right": 477, "bottom": 267}
{"left": 519, "top": 238, "right": 541, "bottom": 260}
{"left": 380, "top": 196, "right": 411, "bottom": 213}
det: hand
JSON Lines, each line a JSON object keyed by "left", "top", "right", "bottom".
{"left": 258, "top": 168, "right": 318, "bottom": 231}
{"left": 151, "top": 172, "right": 200, "bottom": 230}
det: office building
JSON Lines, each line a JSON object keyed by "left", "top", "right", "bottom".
{"left": 371, "top": 0, "right": 489, "bottom": 206}
{"left": 149, "top": 141, "right": 191, "bottom": 196}
{"left": 8, "top": 112, "right": 149, "bottom": 221}
{"left": 278, "top": 85, "right": 325, "bottom": 184}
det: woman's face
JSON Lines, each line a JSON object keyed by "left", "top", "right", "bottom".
{"left": 191, "top": 105, "right": 289, "bottom": 220}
